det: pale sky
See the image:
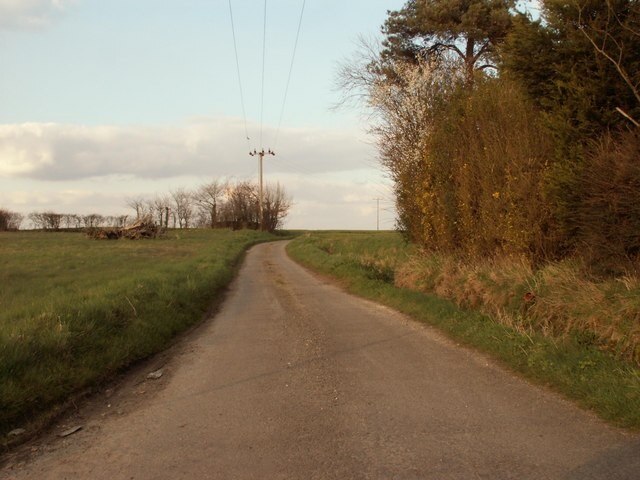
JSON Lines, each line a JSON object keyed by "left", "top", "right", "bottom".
{"left": 0, "top": 0, "right": 404, "bottom": 230}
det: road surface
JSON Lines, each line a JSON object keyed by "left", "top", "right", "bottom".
{"left": 3, "top": 241, "right": 639, "bottom": 479}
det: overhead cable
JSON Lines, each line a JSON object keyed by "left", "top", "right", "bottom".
{"left": 259, "top": 0, "right": 268, "bottom": 149}
{"left": 227, "top": 0, "right": 251, "bottom": 149}
{"left": 274, "top": 0, "right": 307, "bottom": 149}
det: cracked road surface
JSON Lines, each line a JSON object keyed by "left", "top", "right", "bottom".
{"left": 4, "top": 241, "right": 639, "bottom": 479}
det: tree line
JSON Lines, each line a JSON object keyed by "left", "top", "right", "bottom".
{"left": 341, "top": 0, "right": 640, "bottom": 271}
{"left": 126, "top": 179, "right": 291, "bottom": 232}
{"left": 0, "top": 179, "right": 291, "bottom": 233}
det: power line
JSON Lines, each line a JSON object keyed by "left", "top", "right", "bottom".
{"left": 259, "top": 0, "right": 268, "bottom": 149}
{"left": 274, "top": 0, "right": 307, "bottom": 149}
{"left": 227, "top": 0, "right": 251, "bottom": 149}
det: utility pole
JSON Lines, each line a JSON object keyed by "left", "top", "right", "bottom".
{"left": 374, "top": 198, "right": 383, "bottom": 231}
{"left": 249, "top": 148, "right": 275, "bottom": 230}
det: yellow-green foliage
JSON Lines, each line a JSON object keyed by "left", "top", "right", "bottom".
{"left": 418, "top": 78, "right": 555, "bottom": 260}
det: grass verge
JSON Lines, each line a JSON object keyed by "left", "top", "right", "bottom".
{"left": 0, "top": 229, "right": 277, "bottom": 439}
{"left": 287, "top": 232, "right": 640, "bottom": 430}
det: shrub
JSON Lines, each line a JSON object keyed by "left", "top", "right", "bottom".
{"left": 422, "top": 77, "right": 556, "bottom": 262}
{"left": 574, "top": 129, "right": 640, "bottom": 272}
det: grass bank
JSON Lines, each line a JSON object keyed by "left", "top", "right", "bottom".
{"left": 287, "top": 232, "right": 640, "bottom": 430}
{"left": 0, "top": 229, "right": 276, "bottom": 438}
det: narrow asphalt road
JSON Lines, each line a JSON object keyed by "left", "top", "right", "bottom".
{"left": 4, "top": 241, "right": 639, "bottom": 479}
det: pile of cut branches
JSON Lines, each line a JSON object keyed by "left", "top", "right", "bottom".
{"left": 86, "top": 219, "right": 163, "bottom": 240}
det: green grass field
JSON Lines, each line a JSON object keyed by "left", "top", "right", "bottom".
{"left": 4, "top": 229, "right": 639, "bottom": 438}
{"left": 0, "top": 229, "right": 276, "bottom": 438}
{"left": 287, "top": 232, "right": 640, "bottom": 430}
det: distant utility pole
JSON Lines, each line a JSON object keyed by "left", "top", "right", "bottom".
{"left": 249, "top": 148, "right": 275, "bottom": 230}
{"left": 374, "top": 198, "right": 383, "bottom": 231}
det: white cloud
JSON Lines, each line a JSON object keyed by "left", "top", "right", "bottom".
{"left": 0, "top": 0, "right": 75, "bottom": 30}
{"left": 0, "top": 123, "right": 55, "bottom": 175}
{"left": 0, "top": 119, "right": 397, "bottom": 229}
{"left": 0, "top": 119, "right": 375, "bottom": 181}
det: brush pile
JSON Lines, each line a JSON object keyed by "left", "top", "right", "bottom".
{"left": 86, "top": 219, "right": 163, "bottom": 240}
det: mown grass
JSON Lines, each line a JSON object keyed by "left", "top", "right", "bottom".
{"left": 287, "top": 232, "right": 640, "bottom": 430}
{"left": 0, "top": 229, "right": 276, "bottom": 438}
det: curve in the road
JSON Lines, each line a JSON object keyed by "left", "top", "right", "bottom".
{"left": 4, "top": 241, "right": 639, "bottom": 480}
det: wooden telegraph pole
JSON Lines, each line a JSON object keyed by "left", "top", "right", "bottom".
{"left": 249, "top": 148, "right": 275, "bottom": 230}
{"left": 374, "top": 198, "right": 383, "bottom": 231}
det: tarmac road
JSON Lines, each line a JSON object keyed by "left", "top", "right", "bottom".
{"left": 4, "top": 241, "right": 639, "bottom": 479}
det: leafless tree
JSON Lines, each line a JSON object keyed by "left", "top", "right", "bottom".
{"left": 262, "top": 183, "right": 292, "bottom": 232}
{"left": 28, "top": 212, "right": 44, "bottom": 229}
{"left": 8, "top": 211, "right": 23, "bottom": 230}
{"left": 29, "top": 211, "right": 63, "bottom": 230}
{"left": 82, "top": 214, "right": 104, "bottom": 228}
{"left": 61, "top": 214, "right": 80, "bottom": 229}
{"left": 334, "top": 36, "right": 384, "bottom": 111}
{"left": 149, "top": 195, "right": 170, "bottom": 227}
{"left": 221, "top": 181, "right": 259, "bottom": 230}
{"left": 44, "top": 212, "right": 62, "bottom": 230}
{"left": 193, "top": 179, "right": 228, "bottom": 228}
{"left": 216, "top": 181, "right": 292, "bottom": 232}
{"left": 0, "top": 209, "right": 23, "bottom": 231}
{"left": 171, "top": 188, "right": 194, "bottom": 229}
{"left": 126, "top": 196, "right": 148, "bottom": 220}
{"left": 1, "top": 209, "right": 12, "bottom": 231}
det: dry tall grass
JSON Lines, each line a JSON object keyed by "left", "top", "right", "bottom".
{"left": 396, "top": 254, "right": 640, "bottom": 365}
{"left": 299, "top": 232, "right": 640, "bottom": 365}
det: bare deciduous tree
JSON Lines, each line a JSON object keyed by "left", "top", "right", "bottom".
{"left": 29, "top": 211, "right": 63, "bottom": 230}
{"left": 0, "top": 209, "right": 23, "bottom": 231}
{"left": 8, "top": 211, "right": 23, "bottom": 230}
{"left": 62, "top": 214, "right": 80, "bottom": 229}
{"left": 221, "top": 181, "right": 259, "bottom": 230}
{"left": 262, "top": 183, "right": 292, "bottom": 232}
{"left": 149, "top": 195, "right": 170, "bottom": 228}
{"left": 215, "top": 181, "right": 291, "bottom": 232}
{"left": 126, "top": 196, "right": 147, "bottom": 220}
{"left": 193, "top": 179, "right": 228, "bottom": 228}
{"left": 82, "top": 214, "right": 104, "bottom": 228}
{"left": 171, "top": 188, "right": 194, "bottom": 229}
{"left": 28, "top": 212, "right": 44, "bottom": 229}
{"left": 44, "top": 212, "right": 63, "bottom": 230}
